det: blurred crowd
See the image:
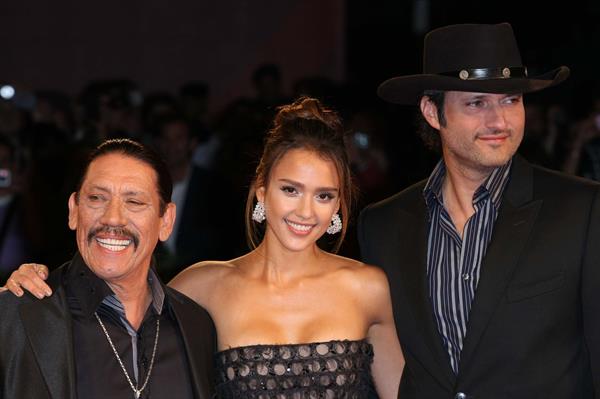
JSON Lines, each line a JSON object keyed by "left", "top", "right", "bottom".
{"left": 1, "top": 63, "right": 599, "bottom": 281}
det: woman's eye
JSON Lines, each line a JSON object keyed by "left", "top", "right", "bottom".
{"left": 281, "top": 186, "right": 297, "bottom": 195}
{"left": 317, "top": 192, "right": 335, "bottom": 201}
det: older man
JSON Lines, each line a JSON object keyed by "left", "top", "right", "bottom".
{"left": 359, "top": 23, "right": 600, "bottom": 398}
{"left": 0, "top": 139, "right": 215, "bottom": 398}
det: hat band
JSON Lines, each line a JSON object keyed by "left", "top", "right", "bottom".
{"left": 438, "top": 66, "right": 528, "bottom": 81}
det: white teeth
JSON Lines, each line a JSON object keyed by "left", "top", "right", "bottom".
{"left": 96, "top": 238, "right": 131, "bottom": 251}
{"left": 97, "top": 238, "right": 131, "bottom": 246}
{"left": 286, "top": 220, "right": 312, "bottom": 232}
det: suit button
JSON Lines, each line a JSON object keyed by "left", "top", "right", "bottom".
{"left": 455, "top": 393, "right": 467, "bottom": 399}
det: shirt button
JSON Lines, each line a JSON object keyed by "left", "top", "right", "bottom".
{"left": 462, "top": 274, "right": 470, "bottom": 281}
{"left": 455, "top": 393, "right": 467, "bottom": 399}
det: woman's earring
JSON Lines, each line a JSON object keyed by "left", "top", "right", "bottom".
{"left": 326, "top": 213, "right": 342, "bottom": 234}
{"left": 252, "top": 201, "right": 266, "bottom": 223}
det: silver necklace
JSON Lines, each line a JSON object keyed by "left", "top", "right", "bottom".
{"left": 94, "top": 312, "right": 160, "bottom": 399}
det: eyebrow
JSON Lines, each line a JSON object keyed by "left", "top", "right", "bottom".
{"left": 278, "top": 178, "right": 339, "bottom": 192}
{"left": 465, "top": 93, "right": 521, "bottom": 100}
{"left": 87, "top": 185, "right": 110, "bottom": 194}
{"left": 87, "top": 184, "right": 146, "bottom": 197}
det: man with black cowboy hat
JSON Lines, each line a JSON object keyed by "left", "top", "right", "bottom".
{"left": 358, "top": 23, "right": 600, "bottom": 398}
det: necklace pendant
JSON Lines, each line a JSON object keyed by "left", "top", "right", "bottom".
{"left": 135, "top": 390, "right": 141, "bottom": 399}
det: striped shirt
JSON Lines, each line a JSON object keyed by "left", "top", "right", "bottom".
{"left": 423, "top": 159, "right": 512, "bottom": 374}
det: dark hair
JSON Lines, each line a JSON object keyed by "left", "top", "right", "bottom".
{"left": 245, "top": 97, "right": 354, "bottom": 253}
{"left": 417, "top": 90, "right": 446, "bottom": 152}
{"left": 75, "top": 138, "right": 172, "bottom": 215}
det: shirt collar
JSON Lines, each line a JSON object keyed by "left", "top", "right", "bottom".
{"left": 64, "top": 252, "right": 167, "bottom": 318}
{"left": 423, "top": 158, "right": 513, "bottom": 210}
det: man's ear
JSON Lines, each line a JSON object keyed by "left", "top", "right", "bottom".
{"left": 158, "top": 202, "right": 176, "bottom": 242}
{"left": 420, "top": 96, "right": 441, "bottom": 130}
{"left": 68, "top": 193, "right": 78, "bottom": 231}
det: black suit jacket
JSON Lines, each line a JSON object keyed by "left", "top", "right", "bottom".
{"left": 358, "top": 156, "right": 600, "bottom": 399}
{"left": 0, "top": 260, "right": 216, "bottom": 399}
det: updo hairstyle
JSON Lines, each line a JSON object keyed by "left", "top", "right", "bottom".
{"left": 245, "top": 97, "right": 354, "bottom": 253}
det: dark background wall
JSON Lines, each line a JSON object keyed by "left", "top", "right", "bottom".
{"left": 0, "top": 0, "right": 345, "bottom": 113}
{"left": 3, "top": 1, "right": 598, "bottom": 115}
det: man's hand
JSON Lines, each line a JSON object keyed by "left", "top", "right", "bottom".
{"left": 4, "top": 264, "right": 52, "bottom": 298}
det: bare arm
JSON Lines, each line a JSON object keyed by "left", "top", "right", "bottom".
{"left": 4, "top": 259, "right": 225, "bottom": 305}
{"left": 2, "top": 263, "right": 51, "bottom": 298}
{"left": 364, "top": 266, "right": 404, "bottom": 399}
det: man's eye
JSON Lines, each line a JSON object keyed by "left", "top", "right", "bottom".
{"left": 467, "top": 100, "right": 484, "bottom": 108}
{"left": 88, "top": 195, "right": 103, "bottom": 202}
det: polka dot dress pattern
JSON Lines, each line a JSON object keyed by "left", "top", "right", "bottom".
{"left": 215, "top": 339, "right": 374, "bottom": 398}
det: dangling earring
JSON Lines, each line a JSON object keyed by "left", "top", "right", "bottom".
{"left": 252, "top": 201, "right": 266, "bottom": 223}
{"left": 326, "top": 213, "right": 342, "bottom": 234}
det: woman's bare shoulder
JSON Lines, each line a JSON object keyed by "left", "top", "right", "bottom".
{"left": 329, "top": 253, "right": 388, "bottom": 283}
{"left": 326, "top": 254, "right": 389, "bottom": 299}
{"left": 327, "top": 255, "right": 393, "bottom": 322}
{"left": 168, "top": 260, "right": 238, "bottom": 299}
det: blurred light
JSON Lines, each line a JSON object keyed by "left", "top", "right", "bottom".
{"left": 0, "top": 85, "right": 15, "bottom": 100}
{"left": 129, "top": 90, "right": 143, "bottom": 107}
{"left": 353, "top": 131, "right": 370, "bottom": 149}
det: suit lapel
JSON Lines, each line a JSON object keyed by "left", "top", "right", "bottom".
{"left": 397, "top": 200, "right": 456, "bottom": 388}
{"left": 169, "top": 292, "right": 215, "bottom": 399}
{"left": 20, "top": 287, "right": 76, "bottom": 399}
{"left": 459, "top": 156, "right": 541, "bottom": 371}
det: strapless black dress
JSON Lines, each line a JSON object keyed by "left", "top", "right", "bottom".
{"left": 215, "top": 339, "right": 375, "bottom": 398}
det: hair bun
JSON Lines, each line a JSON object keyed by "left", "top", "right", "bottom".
{"left": 273, "top": 96, "right": 342, "bottom": 134}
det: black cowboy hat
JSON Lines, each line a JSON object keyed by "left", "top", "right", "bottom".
{"left": 378, "top": 23, "right": 570, "bottom": 105}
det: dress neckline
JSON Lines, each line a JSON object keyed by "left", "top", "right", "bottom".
{"left": 217, "top": 338, "right": 371, "bottom": 355}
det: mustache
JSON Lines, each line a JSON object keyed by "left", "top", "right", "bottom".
{"left": 87, "top": 226, "right": 140, "bottom": 250}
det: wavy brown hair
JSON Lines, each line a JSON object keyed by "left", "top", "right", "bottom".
{"left": 245, "top": 97, "right": 354, "bottom": 253}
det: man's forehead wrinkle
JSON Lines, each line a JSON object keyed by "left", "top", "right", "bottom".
{"left": 83, "top": 178, "right": 155, "bottom": 197}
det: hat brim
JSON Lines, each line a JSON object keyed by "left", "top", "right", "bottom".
{"left": 377, "top": 66, "right": 570, "bottom": 105}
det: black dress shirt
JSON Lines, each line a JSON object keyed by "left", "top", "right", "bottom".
{"left": 63, "top": 254, "right": 194, "bottom": 399}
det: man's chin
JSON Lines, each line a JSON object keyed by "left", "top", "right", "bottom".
{"left": 82, "top": 245, "right": 134, "bottom": 271}
{"left": 474, "top": 149, "right": 516, "bottom": 169}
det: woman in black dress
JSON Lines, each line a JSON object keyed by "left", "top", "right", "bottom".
{"left": 5, "top": 97, "right": 404, "bottom": 398}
